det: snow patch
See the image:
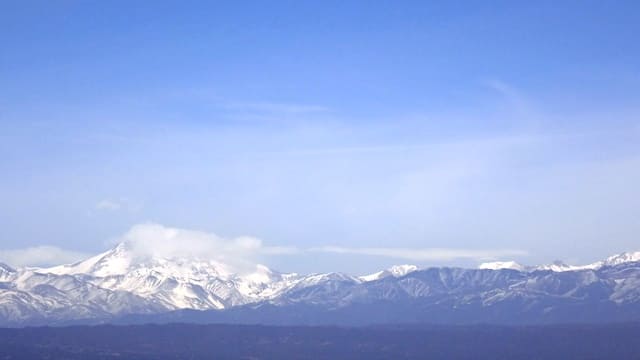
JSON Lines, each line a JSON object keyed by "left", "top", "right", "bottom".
{"left": 478, "top": 261, "right": 525, "bottom": 271}
{"left": 359, "top": 264, "right": 418, "bottom": 282}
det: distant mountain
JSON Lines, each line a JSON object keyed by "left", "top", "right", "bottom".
{"left": 39, "top": 242, "right": 300, "bottom": 310}
{"left": 479, "top": 251, "right": 640, "bottom": 272}
{"left": 478, "top": 261, "right": 525, "bottom": 271}
{"left": 1, "top": 244, "right": 640, "bottom": 326}
{"left": 359, "top": 265, "right": 418, "bottom": 282}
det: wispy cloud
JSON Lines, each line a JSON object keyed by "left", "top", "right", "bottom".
{"left": 115, "top": 224, "right": 526, "bottom": 265}
{"left": 94, "top": 198, "right": 141, "bottom": 213}
{"left": 96, "top": 199, "right": 122, "bottom": 211}
{"left": 0, "top": 246, "right": 91, "bottom": 267}
{"left": 112, "top": 223, "right": 299, "bottom": 272}
{"left": 309, "top": 246, "right": 527, "bottom": 262}
{"left": 485, "top": 79, "right": 532, "bottom": 111}
{"left": 223, "top": 101, "right": 329, "bottom": 114}
{"left": 0, "top": 224, "right": 526, "bottom": 269}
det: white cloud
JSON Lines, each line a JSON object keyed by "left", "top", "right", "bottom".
{"left": 114, "top": 223, "right": 296, "bottom": 271}
{"left": 95, "top": 198, "right": 142, "bottom": 213}
{"left": 0, "top": 223, "right": 526, "bottom": 270}
{"left": 0, "top": 246, "right": 91, "bottom": 267}
{"left": 310, "top": 246, "right": 527, "bottom": 262}
{"left": 119, "top": 223, "right": 254, "bottom": 258}
{"left": 116, "top": 224, "right": 526, "bottom": 264}
{"left": 96, "top": 199, "right": 122, "bottom": 211}
{"left": 0, "top": 224, "right": 295, "bottom": 270}
{"left": 223, "top": 101, "right": 329, "bottom": 114}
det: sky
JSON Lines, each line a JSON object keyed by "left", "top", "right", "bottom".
{"left": 1, "top": 1, "right": 639, "bottom": 274}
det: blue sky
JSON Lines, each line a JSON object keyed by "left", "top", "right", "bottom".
{"left": 1, "top": 1, "right": 639, "bottom": 274}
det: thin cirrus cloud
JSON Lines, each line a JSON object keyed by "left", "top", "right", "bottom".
{"left": 95, "top": 199, "right": 122, "bottom": 211}
{"left": 308, "top": 246, "right": 528, "bottom": 262}
{"left": 114, "top": 224, "right": 528, "bottom": 264}
{"left": 0, "top": 223, "right": 526, "bottom": 269}
{"left": 0, "top": 246, "right": 91, "bottom": 268}
{"left": 221, "top": 101, "right": 330, "bottom": 114}
{"left": 94, "top": 198, "right": 142, "bottom": 214}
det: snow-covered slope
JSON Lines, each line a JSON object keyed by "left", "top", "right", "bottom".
{"left": 359, "top": 265, "right": 419, "bottom": 282}
{"left": 39, "top": 242, "right": 302, "bottom": 310}
{"left": 595, "top": 251, "right": 640, "bottom": 268}
{"left": 0, "top": 263, "right": 15, "bottom": 282}
{"left": 0, "top": 267, "right": 162, "bottom": 325}
{"left": 1, "top": 246, "right": 640, "bottom": 325}
{"left": 478, "top": 252, "right": 640, "bottom": 273}
{"left": 478, "top": 261, "right": 525, "bottom": 271}
{"left": 533, "top": 252, "right": 640, "bottom": 272}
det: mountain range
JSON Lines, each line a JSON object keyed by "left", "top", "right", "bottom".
{"left": 1, "top": 242, "right": 640, "bottom": 326}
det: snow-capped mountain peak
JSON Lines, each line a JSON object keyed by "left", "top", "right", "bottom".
{"left": 359, "top": 264, "right": 418, "bottom": 282}
{"left": 42, "top": 242, "right": 134, "bottom": 277}
{"left": 533, "top": 260, "right": 588, "bottom": 272}
{"left": 388, "top": 264, "right": 418, "bottom": 276}
{"left": 478, "top": 251, "right": 640, "bottom": 273}
{"left": 534, "top": 252, "right": 640, "bottom": 272}
{"left": 601, "top": 251, "right": 640, "bottom": 267}
{"left": 41, "top": 241, "right": 237, "bottom": 278}
{"left": 2, "top": 246, "right": 640, "bottom": 326}
{"left": 478, "top": 261, "right": 525, "bottom": 271}
{"left": 35, "top": 242, "right": 302, "bottom": 311}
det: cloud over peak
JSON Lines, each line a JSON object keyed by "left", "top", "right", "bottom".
{"left": 115, "top": 223, "right": 270, "bottom": 270}
{"left": 0, "top": 223, "right": 528, "bottom": 270}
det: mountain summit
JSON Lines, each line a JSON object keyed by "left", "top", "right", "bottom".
{"left": 1, "top": 246, "right": 640, "bottom": 326}
{"left": 40, "top": 242, "right": 298, "bottom": 310}
{"left": 479, "top": 251, "right": 640, "bottom": 272}
{"left": 359, "top": 264, "right": 419, "bottom": 281}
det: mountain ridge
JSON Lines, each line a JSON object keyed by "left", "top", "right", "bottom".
{"left": 1, "top": 244, "right": 640, "bottom": 326}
